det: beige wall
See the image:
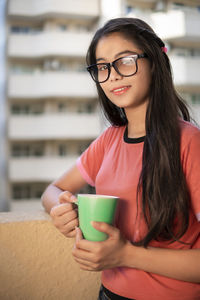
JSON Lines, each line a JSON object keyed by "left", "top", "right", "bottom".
{"left": 0, "top": 211, "right": 101, "bottom": 300}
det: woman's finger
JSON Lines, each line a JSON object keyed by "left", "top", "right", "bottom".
{"left": 59, "top": 191, "right": 77, "bottom": 204}
{"left": 50, "top": 203, "right": 74, "bottom": 217}
{"left": 60, "top": 218, "right": 79, "bottom": 234}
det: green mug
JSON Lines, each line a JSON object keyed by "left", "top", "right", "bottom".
{"left": 76, "top": 194, "right": 119, "bottom": 242}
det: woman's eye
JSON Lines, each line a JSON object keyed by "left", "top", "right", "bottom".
{"left": 98, "top": 65, "right": 107, "bottom": 71}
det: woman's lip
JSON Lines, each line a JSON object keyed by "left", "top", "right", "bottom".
{"left": 111, "top": 85, "right": 131, "bottom": 95}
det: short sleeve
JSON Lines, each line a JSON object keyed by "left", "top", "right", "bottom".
{"left": 182, "top": 128, "right": 200, "bottom": 221}
{"left": 76, "top": 127, "right": 111, "bottom": 187}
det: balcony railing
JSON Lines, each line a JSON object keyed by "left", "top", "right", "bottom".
{"left": 9, "top": 156, "right": 78, "bottom": 182}
{"left": 8, "top": 72, "right": 97, "bottom": 99}
{"left": 170, "top": 56, "right": 200, "bottom": 92}
{"left": 126, "top": 0, "right": 157, "bottom": 9}
{"left": 8, "top": 0, "right": 100, "bottom": 20}
{"left": 151, "top": 8, "right": 200, "bottom": 47}
{"left": 167, "top": 0, "right": 200, "bottom": 6}
{"left": 8, "top": 113, "right": 101, "bottom": 140}
{"left": 8, "top": 31, "right": 94, "bottom": 58}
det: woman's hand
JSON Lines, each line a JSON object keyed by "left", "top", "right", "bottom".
{"left": 72, "top": 222, "right": 129, "bottom": 271}
{"left": 50, "top": 191, "right": 78, "bottom": 238}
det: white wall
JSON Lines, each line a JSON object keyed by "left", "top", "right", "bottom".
{"left": 8, "top": 31, "right": 94, "bottom": 58}
{"left": 170, "top": 56, "right": 200, "bottom": 89}
{"left": 8, "top": 72, "right": 97, "bottom": 98}
{"left": 152, "top": 9, "right": 200, "bottom": 44}
{"left": 9, "top": 157, "right": 78, "bottom": 181}
{"left": 8, "top": 0, "right": 100, "bottom": 18}
{"left": 9, "top": 113, "right": 101, "bottom": 140}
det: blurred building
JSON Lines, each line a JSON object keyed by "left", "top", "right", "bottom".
{"left": 122, "top": 0, "right": 200, "bottom": 122}
{"left": 3, "top": 0, "right": 200, "bottom": 211}
{"left": 0, "top": 0, "right": 8, "bottom": 211}
{"left": 7, "top": 0, "right": 101, "bottom": 211}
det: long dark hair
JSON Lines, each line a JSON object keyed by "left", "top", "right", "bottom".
{"left": 86, "top": 17, "right": 191, "bottom": 247}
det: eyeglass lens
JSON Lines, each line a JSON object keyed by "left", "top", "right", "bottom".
{"left": 90, "top": 56, "right": 137, "bottom": 83}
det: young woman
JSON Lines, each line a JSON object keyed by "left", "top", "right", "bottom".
{"left": 41, "top": 18, "right": 200, "bottom": 300}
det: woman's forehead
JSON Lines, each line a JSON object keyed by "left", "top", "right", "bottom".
{"left": 95, "top": 32, "right": 140, "bottom": 60}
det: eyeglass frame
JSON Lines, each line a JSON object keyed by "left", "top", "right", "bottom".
{"left": 87, "top": 53, "right": 148, "bottom": 83}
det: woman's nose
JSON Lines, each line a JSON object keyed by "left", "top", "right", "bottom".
{"left": 109, "top": 66, "right": 123, "bottom": 81}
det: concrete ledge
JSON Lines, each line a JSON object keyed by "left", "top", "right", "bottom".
{"left": 0, "top": 211, "right": 101, "bottom": 300}
{"left": 0, "top": 210, "right": 50, "bottom": 223}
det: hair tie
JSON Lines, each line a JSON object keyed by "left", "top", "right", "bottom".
{"left": 161, "top": 46, "right": 168, "bottom": 53}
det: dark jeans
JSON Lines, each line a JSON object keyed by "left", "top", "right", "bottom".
{"left": 98, "top": 285, "right": 135, "bottom": 300}
{"left": 98, "top": 285, "right": 111, "bottom": 300}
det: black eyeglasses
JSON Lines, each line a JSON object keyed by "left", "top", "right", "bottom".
{"left": 87, "top": 53, "right": 148, "bottom": 83}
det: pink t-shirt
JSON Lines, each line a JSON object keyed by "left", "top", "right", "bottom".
{"left": 76, "top": 120, "right": 200, "bottom": 300}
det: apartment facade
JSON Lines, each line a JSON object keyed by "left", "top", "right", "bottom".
{"left": 7, "top": 0, "right": 102, "bottom": 210}
{"left": 3, "top": 0, "right": 200, "bottom": 211}
{"left": 123, "top": 0, "right": 200, "bottom": 122}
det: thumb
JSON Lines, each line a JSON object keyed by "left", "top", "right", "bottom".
{"left": 59, "top": 191, "right": 77, "bottom": 204}
{"left": 91, "top": 221, "right": 117, "bottom": 238}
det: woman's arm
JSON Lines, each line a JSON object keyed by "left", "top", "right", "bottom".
{"left": 125, "top": 239, "right": 200, "bottom": 283}
{"left": 41, "top": 165, "right": 87, "bottom": 237}
{"left": 73, "top": 222, "right": 200, "bottom": 283}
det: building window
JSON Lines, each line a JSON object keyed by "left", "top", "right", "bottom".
{"left": 11, "top": 103, "right": 43, "bottom": 115}
{"left": 11, "top": 65, "right": 39, "bottom": 74}
{"left": 11, "top": 26, "right": 30, "bottom": 33}
{"left": 32, "top": 184, "right": 46, "bottom": 199}
{"left": 12, "top": 183, "right": 47, "bottom": 200}
{"left": 11, "top": 25, "right": 42, "bottom": 34}
{"left": 58, "top": 144, "right": 68, "bottom": 156}
{"left": 191, "top": 94, "right": 200, "bottom": 104}
{"left": 126, "top": 5, "right": 133, "bottom": 14}
{"left": 78, "top": 142, "right": 91, "bottom": 155}
{"left": 44, "top": 59, "right": 61, "bottom": 71}
{"left": 86, "top": 103, "right": 94, "bottom": 113}
{"left": 11, "top": 144, "right": 44, "bottom": 157}
{"left": 12, "top": 185, "right": 31, "bottom": 199}
{"left": 32, "top": 145, "right": 44, "bottom": 157}
{"left": 58, "top": 102, "right": 68, "bottom": 112}
{"left": 12, "top": 145, "right": 29, "bottom": 157}
{"left": 58, "top": 24, "right": 68, "bottom": 31}
{"left": 11, "top": 104, "right": 29, "bottom": 114}
{"left": 77, "top": 102, "right": 95, "bottom": 113}
{"left": 173, "top": 3, "right": 184, "bottom": 9}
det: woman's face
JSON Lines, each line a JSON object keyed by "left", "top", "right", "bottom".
{"left": 95, "top": 32, "right": 152, "bottom": 112}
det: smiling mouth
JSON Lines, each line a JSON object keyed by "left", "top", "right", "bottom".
{"left": 111, "top": 85, "right": 131, "bottom": 95}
